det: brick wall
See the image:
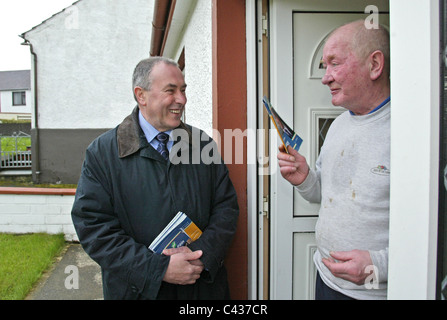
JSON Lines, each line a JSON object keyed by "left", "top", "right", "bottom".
{"left": 0, "top": 187, "right": 78, "bottom": 241}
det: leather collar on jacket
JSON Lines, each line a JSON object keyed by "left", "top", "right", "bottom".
{"left": 117, "top": 106, "right": 193, "bottom": 159}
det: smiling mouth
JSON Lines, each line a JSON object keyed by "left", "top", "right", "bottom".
{"left": 170, "top": 109, "right": 181, "bottom": 114}
{"left": 330, "top": 88, "right": 340, "bottom": 95}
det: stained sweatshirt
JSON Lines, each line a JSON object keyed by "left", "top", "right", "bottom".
{"left": 296, "top": 101, "right": 390, "bottom": 300}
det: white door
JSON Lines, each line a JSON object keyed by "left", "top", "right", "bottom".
{"left": 269, "top": 0, "right": 389, "bottom": 299}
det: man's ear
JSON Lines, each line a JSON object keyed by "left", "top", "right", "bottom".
{"left": 369, "top": 50, "right": 385, "bottom": 81}
{"left": 134, "top": 87, "right": 146, "bottom": 106}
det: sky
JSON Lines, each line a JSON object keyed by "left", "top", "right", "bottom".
{"left": 0, "top": 0, "right": 76, "bottom": 71}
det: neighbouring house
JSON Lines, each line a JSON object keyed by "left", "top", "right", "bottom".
{"left": 0, "top": 70, "right": 31, "bottom": 121}
{"left": 20, "top": 0, "right": 155, "bottom": 184}
{"left": 17, "top": 0, "right": 447, "bottom": 300}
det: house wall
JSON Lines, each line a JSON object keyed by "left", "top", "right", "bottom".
{"left": 182, "top": 0, "right": 213, "bottom": 138}
{"left": 32, "top": 128, "right": 107, "bottom": 183}
{"left": 212, "top": 0, "right": 248, "bottom": 300}
{"left": 0, "top": 90, "right": 31, "bottom": 116}
{"left": 163, "top": 0, "right": 213, "bottom": 138}
{"left": 22, "top": 0, "right": 154, "bottom": 183}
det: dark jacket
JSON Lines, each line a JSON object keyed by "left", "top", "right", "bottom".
{"left": 71, "top": 107, "right": 239, "bottom": 299}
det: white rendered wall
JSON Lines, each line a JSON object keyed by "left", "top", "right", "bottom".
{"left": 165, "top": 0, "right": 213, "bottom": 137}
{"left": 0, "top": 192, "right": 77, "bottom": 241}
{"left": 23, "top": 0, "right": 154, "bottom": 129}
{"left": 182, "top": 0, "right": 213, "bottom": 137}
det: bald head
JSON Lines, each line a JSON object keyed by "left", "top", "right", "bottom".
{"left": 329, "top": 20, "right": 390, "bottom": 77}
{"left": 321, "top": 20, "right": 390, "bottom": 114}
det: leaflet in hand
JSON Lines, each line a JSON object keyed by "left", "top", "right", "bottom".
{"left": 263, "top": 96, "right": 303, "bottom": 153}
{"left": 148, "top": 211, "right": 202, "bottom": 254}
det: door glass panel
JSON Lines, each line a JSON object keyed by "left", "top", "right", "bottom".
{"left": 318, "top": 117, "right": 334, "bottom": 155}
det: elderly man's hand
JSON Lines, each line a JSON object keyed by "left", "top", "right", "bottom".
{"left": 322, "top": 250, "right": 375, "bottom": 286}
{"left": 277, "top": 145, "right": 310, "bottom": 186}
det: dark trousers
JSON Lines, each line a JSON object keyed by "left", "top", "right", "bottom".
{"left": 315, "top": 272, "right": 355, "bottom": 300}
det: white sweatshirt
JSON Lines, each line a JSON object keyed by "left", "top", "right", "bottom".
{"left": 296, "top": 101, "right": 390, "bottom": 300}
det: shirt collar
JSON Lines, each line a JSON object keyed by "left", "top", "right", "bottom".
{"left": 349, "top": 96, "right": 391, "bottom": 116}
{"left": 138, "top": 110, "right": 172, "bottom": 143}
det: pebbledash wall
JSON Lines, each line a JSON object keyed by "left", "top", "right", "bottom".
{"left": 0, "top": 188, "right": 78, "bottom": 241}
{"left": 20, "top": 0, "right": 214, "bottom": 185}
{"left": 20, "top": 0, "right": 155, "bottom": 184}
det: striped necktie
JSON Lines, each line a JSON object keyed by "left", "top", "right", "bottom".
{"left": 156, "top": 132, "right": 169, "bottom": 160}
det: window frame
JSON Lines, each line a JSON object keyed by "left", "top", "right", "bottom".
{"left": 12, "top": 91, "right": 26, "bottom": 106}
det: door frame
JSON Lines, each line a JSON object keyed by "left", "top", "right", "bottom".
{"left": 246, "top": 0, "right": 272, "bottom": 300}
{"left": 268, "top": 0, "right": 390, "bottom": 300}
{"left": 247, "top": 0, "right": 441, "bottom": 300}
{"left": 246, "top": 0, "right": 259, "bottom": 300}
{"left": 387, "top": 0, "right": 439, "bottom": 299}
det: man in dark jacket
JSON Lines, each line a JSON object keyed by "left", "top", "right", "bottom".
{"left": 71, "top": 57, "right": 239, "bottom": 299}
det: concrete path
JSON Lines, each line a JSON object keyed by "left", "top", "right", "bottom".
{"left": 26, "top": 243, "right": 103, "bottom": 300}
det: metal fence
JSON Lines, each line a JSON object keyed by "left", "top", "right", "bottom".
{"left": 0, "top": 132, "right": 32, "bottom": 169}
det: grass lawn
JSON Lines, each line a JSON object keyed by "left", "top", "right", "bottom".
{"left": 0, "top": 233, "right": 67, "bottom": 300}
{"left": 0, "top": 136, "right": 31, "bottom": 152}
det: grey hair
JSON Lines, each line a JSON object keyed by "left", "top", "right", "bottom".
{"left": 132, "top": 56, "right": 179, "bottom": 101}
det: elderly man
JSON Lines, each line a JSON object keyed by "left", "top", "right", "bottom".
{"left": 72, "top": 57, "right": 239, "bottom": 300}
{"left": 278, "top": 20, "right": 390, "bottom": 299}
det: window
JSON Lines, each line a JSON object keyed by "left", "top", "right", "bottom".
{"left": 12, "top": 91, "right": 26, "bottom": 106}
{"left": 318, "top": 118, "right": 334, "bottom": 155}
{"left": 309, "top": 108, "right": 343, "bottom": 168}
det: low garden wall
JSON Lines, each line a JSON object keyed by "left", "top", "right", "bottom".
{"left": 0, "top": 187, "right": 78, "bottom": 241}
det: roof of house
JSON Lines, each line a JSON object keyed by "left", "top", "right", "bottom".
{"left": 0, "top": 70, "right": 31, "bottom": 91}
{"left": 20, "top": 1, "right": 81, "bottom": 37}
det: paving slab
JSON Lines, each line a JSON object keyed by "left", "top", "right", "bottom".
{"left": 26, "top": 243, "right": 103, "bottom": 300}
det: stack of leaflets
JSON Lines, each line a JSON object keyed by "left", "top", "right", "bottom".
{"left": 263, "top": 96, "right": 303, "bottom": 153}
{"left": 148, "top": 211, "right": 202, "bottom": 254}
